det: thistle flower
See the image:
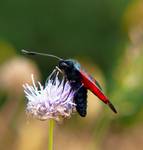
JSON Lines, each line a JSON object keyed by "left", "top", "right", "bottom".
{"left": 23, "top": 70, "right": 76, "bottom": 121}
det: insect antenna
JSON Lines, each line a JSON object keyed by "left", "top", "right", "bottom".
{"left": 21, "top": 49, "right": 63, "bottom": 60}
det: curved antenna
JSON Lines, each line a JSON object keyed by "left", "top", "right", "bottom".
{"left": 21, "top": 49, "right": 63, "bottom": 60}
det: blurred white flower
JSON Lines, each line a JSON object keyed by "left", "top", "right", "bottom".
{"left": 23, "top": 70, "right": 76, "bottom": 121}
{"left": 0, "top": 57, "right": 40, "bottom": 94}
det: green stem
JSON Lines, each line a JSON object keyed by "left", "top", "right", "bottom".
{"left": 48, "top": 119, "right": 54, "bottom": 150}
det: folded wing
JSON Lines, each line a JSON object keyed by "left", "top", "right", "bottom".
{"left": 79, "top": 69, "right": 117, "bottom": 113}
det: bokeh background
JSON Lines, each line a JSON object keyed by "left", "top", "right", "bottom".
{"left": 0, "top": 0, "right": 143, "bottom": 150}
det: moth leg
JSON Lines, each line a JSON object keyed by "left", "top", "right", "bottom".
{"left": 56, "top": 66, "right": 63, "bottom": 74}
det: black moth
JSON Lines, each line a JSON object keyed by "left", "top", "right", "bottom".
{"left": 22, "top": 50, "right": 117, "bottom": 117}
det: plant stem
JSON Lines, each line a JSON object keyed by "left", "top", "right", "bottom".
{"left": 48, "top": 119, "right": 54, "bottom": 150}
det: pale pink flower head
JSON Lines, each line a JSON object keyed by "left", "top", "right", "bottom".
{"left": 23, "top": 69, "right": 76, "bottom": 121}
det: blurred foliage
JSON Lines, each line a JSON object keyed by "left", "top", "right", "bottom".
{"left": 0, "top": 0, "right": 143, "bottom": 150}
{"left": 0, "top": 0, "right": 131, "bottom": 77}
{"left": 0, "top": 91, "right": 7, "bottom": 109}
{"left": 111, "top": 49, "right": 143, "bottom": 127}
{"left": 0, "top": 41, "right": 16, "bottom": 64}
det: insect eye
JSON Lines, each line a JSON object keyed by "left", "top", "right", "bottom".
{"left": 59, "top": 61, "right": 69, "bottom": 69}
{"left": 61, "top": 62, "right": 69, "bottom": 67}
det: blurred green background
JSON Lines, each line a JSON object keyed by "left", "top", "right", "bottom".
{"left": 0, "top": 0, "right": 143, "bottom": 150}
